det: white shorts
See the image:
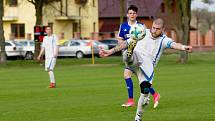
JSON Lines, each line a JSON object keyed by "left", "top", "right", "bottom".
{"left": 132, "top": 52, "right": 154, "bottom": 84}
{"left": 45, "top": 58, "right": 56, "bottom": 71}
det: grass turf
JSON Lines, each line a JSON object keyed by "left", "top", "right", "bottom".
{"left": 0, "top": 52, "right": 215, "bottom": 121}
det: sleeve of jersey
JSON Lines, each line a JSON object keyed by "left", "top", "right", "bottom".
{"left": 118, "top": 24, "right": 124, "bottom": 39}
{"left": 163, "top": 37, "right": 175, "bottom": 49}
{"left": 41, "top": 37, "right": 45, "bottom": 48}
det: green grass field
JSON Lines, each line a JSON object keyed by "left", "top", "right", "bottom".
{"left": 0, "top": 52, "right": 215, "bottom": 121}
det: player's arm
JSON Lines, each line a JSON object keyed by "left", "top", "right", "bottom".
{"left": 171, "top": 42, "right": 192, "bottom": 52}
{"left": 37, "top": 47, "right": 45, "bottom": 60}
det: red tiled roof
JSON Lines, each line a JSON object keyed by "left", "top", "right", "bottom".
{"left": 99, "top": 0, "right": 163, "bottom": 18}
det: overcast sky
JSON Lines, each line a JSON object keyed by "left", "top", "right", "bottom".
{"left": 191, "top": 0, "right": 215, "bottom": 12}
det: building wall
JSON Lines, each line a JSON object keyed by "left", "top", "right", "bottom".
{"left": 170, "top": 30, "right": 215, "bottom": 47}
{"left": 43, "top": 0, "right": 98, "bottom": 39}
{"left": 3, "top": 0, "right": 98, "bottom": 40}
{"left": 3, "top": 0, "right": 35, "bottom": 40}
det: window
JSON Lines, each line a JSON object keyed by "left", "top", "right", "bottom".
{"left": 93, "top": 0, "right": 95, "bottom": 7}
{"left": 6, "top": 0, "right": 18, "bottom": 7}
{"left": 11, "top": 24, "right": 25, "bottom": 39}
{"left": 161, "top": 3, "right": 165, "bottom": 13}
{"left": 171, "top": 0, "right": 176, "bottom": 13}
{"left": 93, "top": 22, "right": 96, "bottom": 32}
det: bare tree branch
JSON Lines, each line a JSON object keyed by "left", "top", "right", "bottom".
{"left": 27, "top": 0, "right": 35, "bottom": 5}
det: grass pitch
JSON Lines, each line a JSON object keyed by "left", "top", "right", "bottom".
{"left": 0, "top": 52, "right": 215, "bottom": 121}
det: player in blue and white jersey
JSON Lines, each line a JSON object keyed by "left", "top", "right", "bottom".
{"left": 37, "top": 26, "right": 59, "bottom": 88}
{"left": 117, "top": 5, "right": 160, "bottom": 107}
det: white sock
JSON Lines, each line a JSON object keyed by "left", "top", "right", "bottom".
{"left": 48, "top": 71, "right": 55, "bottom": 83}
{"left": 135, "top": 93, "right": 149, "bottom": 120}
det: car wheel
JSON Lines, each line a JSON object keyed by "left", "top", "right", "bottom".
{"left": 25, "top": 52, "right": 34, "bottom": 60}
{"left": 76, "top": 51, "right": 84, "bottom": 59}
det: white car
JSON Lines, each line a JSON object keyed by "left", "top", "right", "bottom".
{"left": 58, "top": 39, "right": 100, "bottom": 58}
{"left": 0, "top": 40, "right": 23, "bottom": 58}
{"left": 17, "top": 40, "right": 35, "bottom": 60}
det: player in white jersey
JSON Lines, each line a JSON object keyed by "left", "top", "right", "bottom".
{"left": 117, "top": 5, "right": 160, "bottom": 107}
{"left": 37, "top": 26, "right": 59, "bottom": 88}
{"left": 99, "top": 18, "right": 192, "bottom": 121}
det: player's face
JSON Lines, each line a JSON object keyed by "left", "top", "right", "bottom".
{"left": 150, "top": 23, "right": 164, "bottom": 38}
{"left": 127, "top": 10, "right": 137, "bottom": 22}
{"left": 46, "top": 27, "right": 52, "bottom": 35}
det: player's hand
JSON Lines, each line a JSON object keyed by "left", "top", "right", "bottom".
{"left": 54, "top": 54, "right": 58, "bottom": 58}
{"left": 99, "top": 48, "right": 113, "bottom": 57}
{"left": 37, "top": 56, "right": 41, "bottom": 61}
{"left": 184, "top": 45, "right": 192, "bottom": 52}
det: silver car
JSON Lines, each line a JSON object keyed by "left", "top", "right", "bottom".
{"left": 58, "top": 40, "right": 99, "bottom": 58}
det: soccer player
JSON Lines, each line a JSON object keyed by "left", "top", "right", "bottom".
{"left": 100, "top": 18, "right": 192, "bottom": 121}
{"left": 37, "top": 26, "right": 59, "bottom": 88}
{"left": 117, "top": 5, "right": 160, "bottom": 107}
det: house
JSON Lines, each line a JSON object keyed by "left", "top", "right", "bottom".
{"left": 98, "top": 0, "right": 215, "bottom": 50}
{"left": 3, "top": 0, "right": 99, "bottom": 40}
{"left": 98, "top": 0, "right": 163, "bottom": 38}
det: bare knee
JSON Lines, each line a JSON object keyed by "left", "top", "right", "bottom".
{"left": 124, "top": 69, "right": 132, "bottom": 79}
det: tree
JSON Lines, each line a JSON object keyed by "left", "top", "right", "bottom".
{"left": 0, "top": 0, "right": 6, "bottom": 64}
{"left": 27, "top": 0, "right": 60, "bottom": 60}
{"left": 162, "top": 0, "right": 191, "bottom": 63}
{"left": 120, "top": 0, "right": 125, "bottom": 24}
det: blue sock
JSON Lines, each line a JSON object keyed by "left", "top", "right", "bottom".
{"left": 125, "top": 78, "right": 133, "bottom": 99}
{"left": 149, "top": 87, "right": 155, "bottom": 95}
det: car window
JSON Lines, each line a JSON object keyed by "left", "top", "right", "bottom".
{"left": 70, "top": 41, "right": 80, "bottom": 46}
{"left": 30, "top": 42, "right": 35, "bottom": 46}
{"left": 111, "top": 40, "right": 118, "bottom": 44}
{"left": 5, "top": 42, "right": 11, "bottom": 46}
{"left": 20, "top": 42, "right": 28, "bottom": 46}
{"left": 101, "top": 40, "right": 110, "bottom": 44}
{"left": 13, "top": 41, "right": 22, "bottom": 46}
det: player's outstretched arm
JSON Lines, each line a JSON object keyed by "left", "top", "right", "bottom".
{"left": 99, "top": 41, "right": 127, "bottom": 57}
{"left": 171, "top": 43, "right": 192, "bottom": 52}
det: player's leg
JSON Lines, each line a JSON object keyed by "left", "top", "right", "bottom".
{"left": 134, "top": 58, "right": 154, "bottom": 120}
{"left": 149, "top": 87, "right": 160, "bottom": 108}
{"left": 121, "top": 68, "right": 135, "bottom": 107}
{"left": 127, "top": 39, "right": 137, "bottom": 58}
{"left": 45, "top": 58, "right": 57, "bottom": 88}
{"left": 135, "top": 81, "right": 151, "bottom": 121}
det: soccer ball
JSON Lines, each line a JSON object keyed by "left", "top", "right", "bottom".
{"left": 129, "top": 23, "right": 146, "bottom": 40}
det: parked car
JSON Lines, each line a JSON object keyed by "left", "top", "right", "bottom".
{"left": 99, "top": 38, "right": 118, "bottom": 49}
{"left": 83, "top": 40, "right": 108, "bottom": 50}
{"left": 99, "top": 38, "right": 122, "bottom": 55}
{"left": 0, "top": 40, "right": 23, "bottom": 58}
{"left": 58, "top": 39, "right": 100, "bottom": 58}
{"left": 17, "top": 40, "right": 35, "bottom": 60}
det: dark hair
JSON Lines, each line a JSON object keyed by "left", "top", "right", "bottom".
{"left": 46, "top": 26, "right": 52, "bottom": 30}
{"left": 127, "top": 5, "right": 138, "bottom": 13}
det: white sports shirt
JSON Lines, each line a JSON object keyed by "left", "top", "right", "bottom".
{"left": 133, "top": 29, "right": 174, "bottom": 67}
{"left": 42, "top": 34, "right": 58, "bottom": 59}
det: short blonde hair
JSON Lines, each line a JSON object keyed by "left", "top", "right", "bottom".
{"left": 154, "top": 18, "right": 164, "bottom": 28}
